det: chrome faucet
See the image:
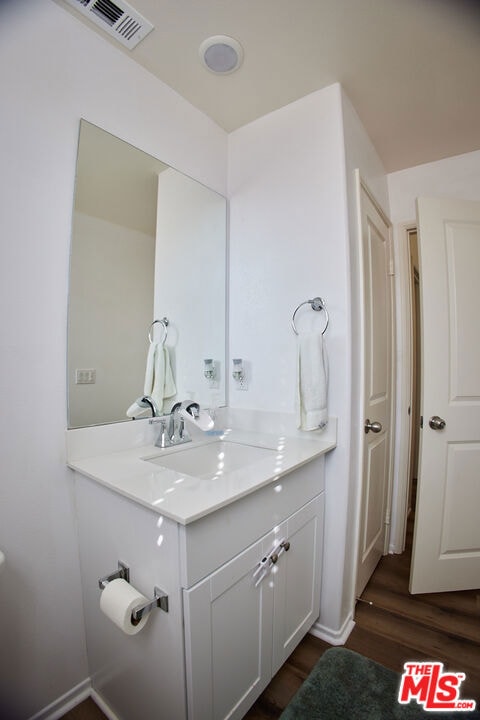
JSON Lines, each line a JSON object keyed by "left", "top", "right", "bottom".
{"left": 169, "top": 401, "right": 200, "bottom": 444}
{"left": 168, "top": 402, "right": 184, "bottom": 444}
{"left": 151, "top": 401, "right": 200, "bottom": 448}
{"left": 138, "top": 396, "right": 160, "bottom": 417}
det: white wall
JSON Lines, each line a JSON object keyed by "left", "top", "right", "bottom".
{"left": 228, "top": 84, "right": 349, "bottom": 639}
{"left": 388, "top": 149, "right": 480, "bottom": 223}
{"left": 228, "top": 85, "right": 348, "bottom": 417}
{"left": 0, "top": 2, "right": 226, "bottom": 717}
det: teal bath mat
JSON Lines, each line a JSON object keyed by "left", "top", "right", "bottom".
{"left": 280, "top": 647, "right": 479, "bottom": 720}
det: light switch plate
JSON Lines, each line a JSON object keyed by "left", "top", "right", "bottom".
{"left": 75, "top": 368, "right": 96, "bottom": 385}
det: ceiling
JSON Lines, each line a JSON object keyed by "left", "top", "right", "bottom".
{"left": 58, "top": 0, "right": 480, "bottom": 173}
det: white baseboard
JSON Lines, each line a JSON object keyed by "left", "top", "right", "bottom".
{"left": 91, "top": 689, "right": 122, "bottom": 720}
{"left": 28, "top": 679, "right": 91, "bottom": 720}
{"left": 28, "top": 612, "right": 352, "bottom": 720}
{"left": 309, "top": 614, "right": 355, "bottom": 646}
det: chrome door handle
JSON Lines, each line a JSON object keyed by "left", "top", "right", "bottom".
{"left": 429, "top": 415, "right": 446, "bottom": 430}
{"left": 364, "top": 419, "right": 382, "bottom": 434}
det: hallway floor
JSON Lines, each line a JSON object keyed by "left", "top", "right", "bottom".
{"left": 62, "top": 516, "right": 480, "bottom": 719}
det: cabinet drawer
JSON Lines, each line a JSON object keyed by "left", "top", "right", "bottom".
{"left": 179, "top": 455, "right": 324, "bottom": 587}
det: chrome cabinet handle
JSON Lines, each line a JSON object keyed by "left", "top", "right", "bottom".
{"left": 253, "top": 538, "right": 291, "bottom": 585}
{"left": 270, "top": 540, "right": 290, "bottom": 565}
{"left": 364, "top": 419, "right": 382, "bottom": 434}
{"left": 429, "top": 415, "right": 446, "bottom": 430}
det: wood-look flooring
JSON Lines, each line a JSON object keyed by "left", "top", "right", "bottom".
{"left": 60, "top": 698, "right": 107, "bottom": 720}
{"left": 61, "top": 514, "right": 480, "bottom": 720}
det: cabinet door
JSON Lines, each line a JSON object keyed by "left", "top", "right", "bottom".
{"left": 271, "top": 495, "right": 324, "bottom": 674}
{"left": 184, "top": 536, "right": 273, "bottom": 720}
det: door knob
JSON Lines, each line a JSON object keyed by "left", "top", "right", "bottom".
{"left": 364, "top": 419, "right": 382, "bottom": 434}
{"left": 429, "top": 415, "right": 446, "bottom": 430}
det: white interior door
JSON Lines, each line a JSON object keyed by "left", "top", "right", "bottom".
{"left": 410, "top": 197, "right": 480, "bottom": 594}
{"left": 356, "top": 180, "right": 395, "bottom": 598}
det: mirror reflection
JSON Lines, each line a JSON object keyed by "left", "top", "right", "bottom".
{"left": 67, "top": 121, "right": 226, "bottom": 428}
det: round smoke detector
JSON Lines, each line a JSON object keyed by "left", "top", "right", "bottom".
{"left": 199, "top": 35, "right": 244, "bottom": 74}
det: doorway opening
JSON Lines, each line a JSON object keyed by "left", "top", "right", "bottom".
{"left": 406, "top": 227, "right": 420, "bottom": 526}
{"left": 388, "top": 222, "right": 421, "bottom": 560}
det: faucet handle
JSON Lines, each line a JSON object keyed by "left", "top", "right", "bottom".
{"left": 151, "top": 417, "right": 173, "bottom": 448}
{"left": 180, "top": 401, "right": 200, "bottom": 418}
{"left": 179, "top": 403, "right": 214, "bottom": 431}
{"left": 178, "top": 416, "right": 192, "bottom": 442}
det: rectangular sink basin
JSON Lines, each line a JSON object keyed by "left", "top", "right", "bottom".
{"left": 145, "top": 440, "right": 275, "bottom": 478}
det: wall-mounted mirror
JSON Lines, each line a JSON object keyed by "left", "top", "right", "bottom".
{"left": 67, "top": 120, "right": 227, "bottom": 428}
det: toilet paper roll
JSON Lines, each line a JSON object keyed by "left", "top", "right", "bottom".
{"left": 100, "top": 578, "right": 150, "bottom": 635}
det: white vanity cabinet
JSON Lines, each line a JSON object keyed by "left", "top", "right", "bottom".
{"left": 71, "top": 440, "right": 328, "bottom": 720}
{"left": 183, "top": 495, "right": 323, "bottom": 720}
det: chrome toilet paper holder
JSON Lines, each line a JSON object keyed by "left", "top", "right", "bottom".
{"left": 132, "top": 586, "right": 169, "bottom": 620}
{"left": 98, "top": 561, "right": 169, "bottom": 619}
{"left": 98, "top": 561, "right": 130, "bottom": 589}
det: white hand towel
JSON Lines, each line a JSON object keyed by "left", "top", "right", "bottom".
{"left": 296, "top": 331, "right": 329, "bottom": 431}
{"left": 144, "top": 343, "right": 177, "bottom": 412}
{"left": 143, "top": 341, "right": 157, "bottom": 399}
{"left": 162, "top": 347, "right": 176, "bottom": 399}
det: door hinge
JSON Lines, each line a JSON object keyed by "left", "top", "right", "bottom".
{"left": 420, "top": 415, "right": 423, "bottom": 429}
{"left": 388, "top": 258, "right": 395, "bottom": 276}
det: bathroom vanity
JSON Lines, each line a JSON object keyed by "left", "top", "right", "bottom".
{"left": 68, "top": 419, "right": 336, "bottom": 720}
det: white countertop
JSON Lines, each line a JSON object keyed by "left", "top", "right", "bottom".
{"left": 68, "top": 424, "right": 336, "bottom": 525}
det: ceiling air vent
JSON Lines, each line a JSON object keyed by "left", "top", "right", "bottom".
{"left": 63, "top": 0, "right": 154, "bottom": 50}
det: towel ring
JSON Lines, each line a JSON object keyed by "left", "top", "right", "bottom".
{"left": 148, "top": 317, "right": 169, "bottom": 344}
{"left": 291, "top": 297, "right": 329, "bottom": 336}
